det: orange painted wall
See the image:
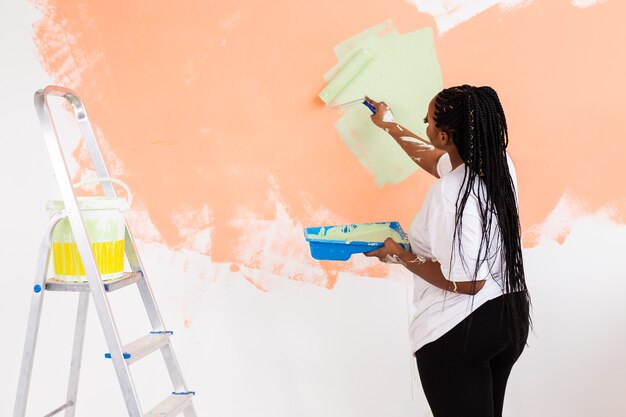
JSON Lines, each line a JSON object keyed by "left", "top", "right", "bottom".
{"left": 32, "top": 0, "right": 625, "bottom": 281}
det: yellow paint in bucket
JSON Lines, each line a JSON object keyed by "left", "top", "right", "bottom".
{"left": 47, "top": 179, "right": 132, "bottom": 282}
{"left": 52, "top": 240, "right": 125, "bottom": 277}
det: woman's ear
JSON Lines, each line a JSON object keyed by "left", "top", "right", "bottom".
{"left": 440, "top": 131, "right": 450, "bottom": 146}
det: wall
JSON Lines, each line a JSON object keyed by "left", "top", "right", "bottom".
{"left": 1, "top": 0, "right": 625, "bottom": 416}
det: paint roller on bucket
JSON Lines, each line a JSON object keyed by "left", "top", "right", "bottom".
{"left": 319, "top": 48, "right": 377, "bottom": 114}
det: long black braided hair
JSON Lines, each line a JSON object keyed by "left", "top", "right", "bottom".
{"left": 433, "top": 85, "right": 531, "bottom": 350}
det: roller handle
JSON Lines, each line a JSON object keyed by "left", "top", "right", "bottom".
{"left": 362, "top": 100, "right": 377, "bottom": 115}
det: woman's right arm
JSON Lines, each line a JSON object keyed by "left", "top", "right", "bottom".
{"left": 366, "top": 97, "right": 445, "bottom": 178}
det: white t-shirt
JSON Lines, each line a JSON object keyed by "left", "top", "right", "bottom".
{"left": 408, "top": 152, "right": 518, "bottom": 353}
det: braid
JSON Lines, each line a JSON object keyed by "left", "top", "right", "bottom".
{"left": 434, "top": 85, "right": 531, "bottom": 351}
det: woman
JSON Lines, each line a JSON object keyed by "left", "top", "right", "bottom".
{"left": 364, "top": 85, "right": 531, "bottom": 417}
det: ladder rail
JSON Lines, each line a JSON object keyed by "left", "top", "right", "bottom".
{"left": 64, "top": 291, "right": 89, "bottom": 417}
{"left": 40, "top": 86, "right": 115, "bottom": 191}
{"left": 13, "top": 210, "right": 67, "bottom": 417}
{"left": 126, "top": 225, "right": 195, "bottom": 397}
{"left": 34, "top": 88, "right": 143, "bottom": 417}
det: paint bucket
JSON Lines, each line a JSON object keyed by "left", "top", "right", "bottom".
{"left": 46, "top": 179, "right": 133, "bottom": 282}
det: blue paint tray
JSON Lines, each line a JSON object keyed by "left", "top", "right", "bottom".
{"left": 303, "top": 221, "right": 410, "bottom": 261}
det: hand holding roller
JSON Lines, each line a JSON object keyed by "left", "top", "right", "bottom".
{"left": 364, "top": 96, "right": 396, "bottom": 128}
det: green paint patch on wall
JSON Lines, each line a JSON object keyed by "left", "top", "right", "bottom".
{"left": 323, "top": 21, "right": 443, "bottom": 187}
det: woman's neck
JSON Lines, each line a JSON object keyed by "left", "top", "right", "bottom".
{"left": 447, "top": 149, "right": 464, "bottom": 171}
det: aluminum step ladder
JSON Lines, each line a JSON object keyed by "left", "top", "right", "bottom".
{"left": 13, "top": 86, "right": 197, "bottom": 417}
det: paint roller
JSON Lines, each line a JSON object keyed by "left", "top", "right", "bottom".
{"left": 319, "top": 48, "right": 377, "bottom": 114}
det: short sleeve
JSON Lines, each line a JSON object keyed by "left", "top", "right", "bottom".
{"left": 436, "top": 153, "right": 453, "bottom": 177}
{"left": 428, "top": 205, "right": 491, "bottom": 282}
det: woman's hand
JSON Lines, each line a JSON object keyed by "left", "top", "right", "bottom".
{"left": 364, "top": 96, "right": 396, "bottom": 130}
{"left": 364, "top": 238, "right": 408, "bottom": 263}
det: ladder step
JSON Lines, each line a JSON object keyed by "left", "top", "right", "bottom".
{"left": 144, "top": 392, "right": 195, "bottom": 417}
{"left": 43, "top": 400, "right": 73, "bottom": 417}
{"left": 105, "top": 331, "right": 172, "bottom": 365}
{"left": 45, "top": 272, "right": 143, "bottom": 292}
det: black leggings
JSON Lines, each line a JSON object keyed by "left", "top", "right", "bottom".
{"left": 415, "top": 294, "right": 527, "bottom": 417}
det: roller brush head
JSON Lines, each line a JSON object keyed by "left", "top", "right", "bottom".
{"left": 319, "top": 49, "right": 372, "bottom": 105}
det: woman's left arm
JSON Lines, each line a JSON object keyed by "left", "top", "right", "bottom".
{"left": 365, "top": 238, "right": 486, "bottom": 295}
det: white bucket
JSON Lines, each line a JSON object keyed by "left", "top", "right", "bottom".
{"left": 47, "top": 179, "right": 133, "bottom": 282}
